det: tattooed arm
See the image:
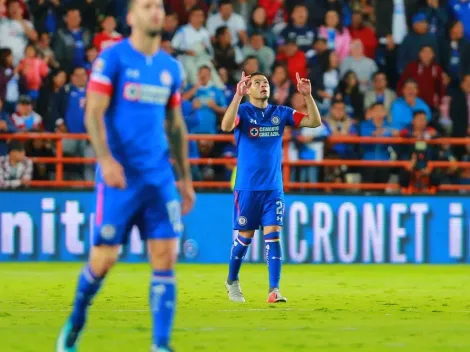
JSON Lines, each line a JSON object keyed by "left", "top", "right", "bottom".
{"left": 166, "top": 105, "right": 195, "bottom": 214}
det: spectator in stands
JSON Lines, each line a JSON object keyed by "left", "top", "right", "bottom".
{"left": 420, "top": 0, "right": 448, "bottom": 37}
{"left": 242, "top": 55, "right": 259, "bottom": 76}
{"left": 0, "top": 140, "right": 32, "bottom": 188}
{"left": 218, "top": 67, "right": 235, "bottom": 103}
{"left": 169, "top": 0, "right": 208, "bottom": 25}
{"left": 36, "top": 69, "right": 66, "bottom": 132}
{"left": 397, "top": 12, "right": 440, "bottom": 74}
{"left": 182, "top": 65, "right": 227, "bottom": 135}
{"left": 364, "top": 72, "right": 397, "bottom": 121}
{"left": 26, "top": 130, "right": 54, "bottom": 181}
{"left": 399, "top": 110, "right": 440, "bottom": 193}
{"left": 58, "top": 66, "right": 87, "bottom": 134}
{"left": 348, "top": 10, "right": 378, "bottom": 59}
{"left": 391, "top": 79, "right": 431, "bottom": 130}
{"left": 29, "top": 0, "right": 61, "bottom": 35}
{"left": 207, "top": 0, "right": 247, "bottom": 47}
{"left": 0, "top": 47, "right": 25, "bottom": 114}
{"left": 278, "top": 4, "right": 315, "bottom": 53}
{"left": 163, "top": 12, "right": 179, "bottom": 42}
{"left": 93, "top": 15, "right": 123, "bottom": 53}
{"left": 350, "top": 0, "right": 375, "bottom": 26}
{"left": 311, "top": 50, "right": 341, "bottom": 116}
{"left": 323, "top": 99, "right": 358, "bottom": 159}
{"left": 83, "top": 45, "right": 97, "bottom": 75}
{"left": 340, "top": 39, "right": 378, "bottom": 93}
{"left": 318, "top": 10, "right": 352, "bottom": 62}
{"left": 243, "top": 33, "right": 275, "bottom": 76}
{"left": 172, "top": 6, "right": 224, "bottom": 88}
{"left": 37, "top": 32, "right": 59, "bottom": 69}
{"left": 459, "top": 143, "right": 470, "bottom": 186}
{"left": 270, "top": 64, "right": 293, "bottom": 106}
{"left": 11, "top": 95, "right": 42, "bottom": 131}
{"left": 17, "top": 44, "right": 49, "bottom": 103}
{"left": 276, "top": 38, "right": 307, "bottom": 84}
{"left": 397, "top": 45, "right": 445, "bottom": 109}
{"left": 0, "top": 0, "right": 38, "bottom": 65}
{"left": 0, "top": 97, "right": 17, "bottom": 156}
{"left": 359, "top": 102, "right": 396, "bottom": 184}
{"left": 374, "top": 0, "right": 416, "bottom": 48}
{"left": 449, "top": 0, "right": 470, "bottom": 41}
{"left": 306, "top": 37, "right": 330, "bottom": 71}
{"left": 247, "top": 6, "right": 277, "bottom": 49}
{"left": 335, "top": 70, "right": 364, "bottom": 121}
{"left": 53, "top": 7, "right": 91, "bottom": 74}
{"left": 449, "top": 73, "right": 470, "bottom": 157}
{"left": 441, "top": 20, "right": 470, "bottom": 92}
{"left": 180, "top": 100, "right": 202, "bottom": 181}
{"left": 258, "top": 0, "right": 285, "bottom": 27}
{"left": 213, "top": 26, "right": 243, "bottom": 77}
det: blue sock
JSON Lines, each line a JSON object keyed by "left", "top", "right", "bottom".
{"left": 70, "top": 265, "right": 104, "bottom": 329}
{"left": 264, "top": 232, "right": 282, "bottom": 290}
{"left": 150, "top": 270, "right": 176, "bottom": 349}
{"left": 228, "top": 234, "right": 252, "bottom": 283}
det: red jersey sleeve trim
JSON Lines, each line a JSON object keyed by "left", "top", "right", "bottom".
{"left": 88, "top": 73, "right": 113, "bottom": 96}
{"left": 235, "top": 115, "right": 240, "bottom": 127}
{"left": 167, "top": 92, "right": 182, "bottom": 108}
{"left": 293, "top": 110, "right": 307, "bottom": 127}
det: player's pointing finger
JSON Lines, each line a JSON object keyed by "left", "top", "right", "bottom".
{"left": 296, "top": 72, "right": 301, "bottom": 83}
{"left": 241, "top": 71, "right": 245, "bottom": 80}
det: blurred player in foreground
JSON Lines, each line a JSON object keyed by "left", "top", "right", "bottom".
{"left": 56, "top": 1, "right": 195, "bottom": 351}
{"left": 222, "top": 71, "right": 321, "bottom": 303}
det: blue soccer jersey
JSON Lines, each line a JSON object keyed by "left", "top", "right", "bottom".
{"left": 232, "top": 102, "right": 306, "bottom": 230}
{"left": 233, "top": 102, "right": 306, "bottom": 191}
{"left": 87, "top": 40, "right": 184, "bottom": 245}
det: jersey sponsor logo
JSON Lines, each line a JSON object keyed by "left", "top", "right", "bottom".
{"left": 160, "top": 70, "right": 173, "bottom": 87}
{"left": 92, "top": 58, "right": 105, "bottom": 73}
{"left": 123, "top": 83, "right": 170, "bottom": 105}
{"left": 100, "top": 224, "right": 116, "bottom": 240}
{"left": 271, "top": 115, "right": 280, "bottom": 125}
{"left": 249, "top": 126, "right": 280, "bottom": 138}
{"left": 237, "top": 216, "right": 247, "bottom": 226}
{"left": 125, "top": 68, "right": 140, "bottom": 79}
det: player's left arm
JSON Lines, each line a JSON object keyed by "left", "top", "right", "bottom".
{"left": 295, "top": 72, "right": 322, "bottom": 128}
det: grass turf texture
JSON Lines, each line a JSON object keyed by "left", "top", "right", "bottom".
{"left": 0, "top": 264, "right": 469, "bottom": 351}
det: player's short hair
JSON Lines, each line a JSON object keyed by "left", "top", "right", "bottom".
{"left": 250, "top": 71, "right": 267, "bottom": 80}
{"left": 413, "top": 110, "right": 427, "bottom": 118}
{"left": 219, "top": 0, "right": 232, "bottom": 7}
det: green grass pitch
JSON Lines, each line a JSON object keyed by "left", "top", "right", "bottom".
{"left": 1, "top": 263, "right": 469, "bottom": 351}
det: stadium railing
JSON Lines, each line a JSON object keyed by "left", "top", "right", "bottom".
{"left": 1, "top": 133, "right": 469, "bottom": 192}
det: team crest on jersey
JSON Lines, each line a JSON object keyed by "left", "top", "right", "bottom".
{"left": 249, "top": 126, "right": 260, "bottom": 137}
{"left": 271, "top": 115, "right": 280, "bottom": 125}
{"left": 238, "top": 216, "right": 247, "bottom": 226}
{"left": 100, "top": 224, "right": 116, "bottom": 240}
{"left": 92, "top": 58, "right": 104, "bottom": 73}
{"left": 160, "top": 70, "right": 173, "bottom": 86}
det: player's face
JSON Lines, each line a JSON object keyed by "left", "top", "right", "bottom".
{"left": 129, "top": 0, "right": 165, "bottom": 38}
{"left": 249, "top": 75, "right": 270, "bottom": 100}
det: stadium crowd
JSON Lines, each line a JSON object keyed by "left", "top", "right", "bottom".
{"left": 0, "top": 0, "right": 470, "bottom": 192}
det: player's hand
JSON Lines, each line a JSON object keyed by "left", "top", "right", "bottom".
{"left": 180, "top": 180, "right": 195, "bottom": 215}
{"left": 101, "top": 156, "right": 126, "bottom": 189}
{"left": 235, "top": 71, "right": 252, "bottom": 97}
{"left": 296, "top": 72, "right": 312, "bottom": 96}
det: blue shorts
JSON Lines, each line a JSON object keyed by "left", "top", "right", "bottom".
{"left": 93, "top": 178, "right": 182, "bottom": 246}
{"left": 233, "top": 190, "right": 285, "bottom": 230}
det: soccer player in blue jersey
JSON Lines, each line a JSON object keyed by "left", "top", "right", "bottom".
{"left": 56, "top": 1, "right": 195, "bottom": 351}
{"left": 221, "top": 71, "right": 321, "bottom": 303}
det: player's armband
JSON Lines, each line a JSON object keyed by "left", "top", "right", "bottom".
{"left": 293, "top": 110, "right": 308, "bottom": 127}
{"left": 167, "top": 92, "right": 182, "bottom": 108}
{"left": 88, "top": 73, "right": 113, "bottom": 96}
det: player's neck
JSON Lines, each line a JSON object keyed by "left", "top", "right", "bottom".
{"left": 249, "top": 99, "right": 269, "bottom": 109}
{"left": 129, "top": 32, "right": 161, "bottom": 56}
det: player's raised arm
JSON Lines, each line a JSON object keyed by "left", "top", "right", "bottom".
{"left": 295, "top": 72, "right": 322, "bottom": 128}
{"left": 221, "top": 71, "right": 252, "bottom": 132}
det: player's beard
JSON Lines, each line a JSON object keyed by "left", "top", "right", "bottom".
{"left": 146, "top": 29, "right": 162, "bottom": 38}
